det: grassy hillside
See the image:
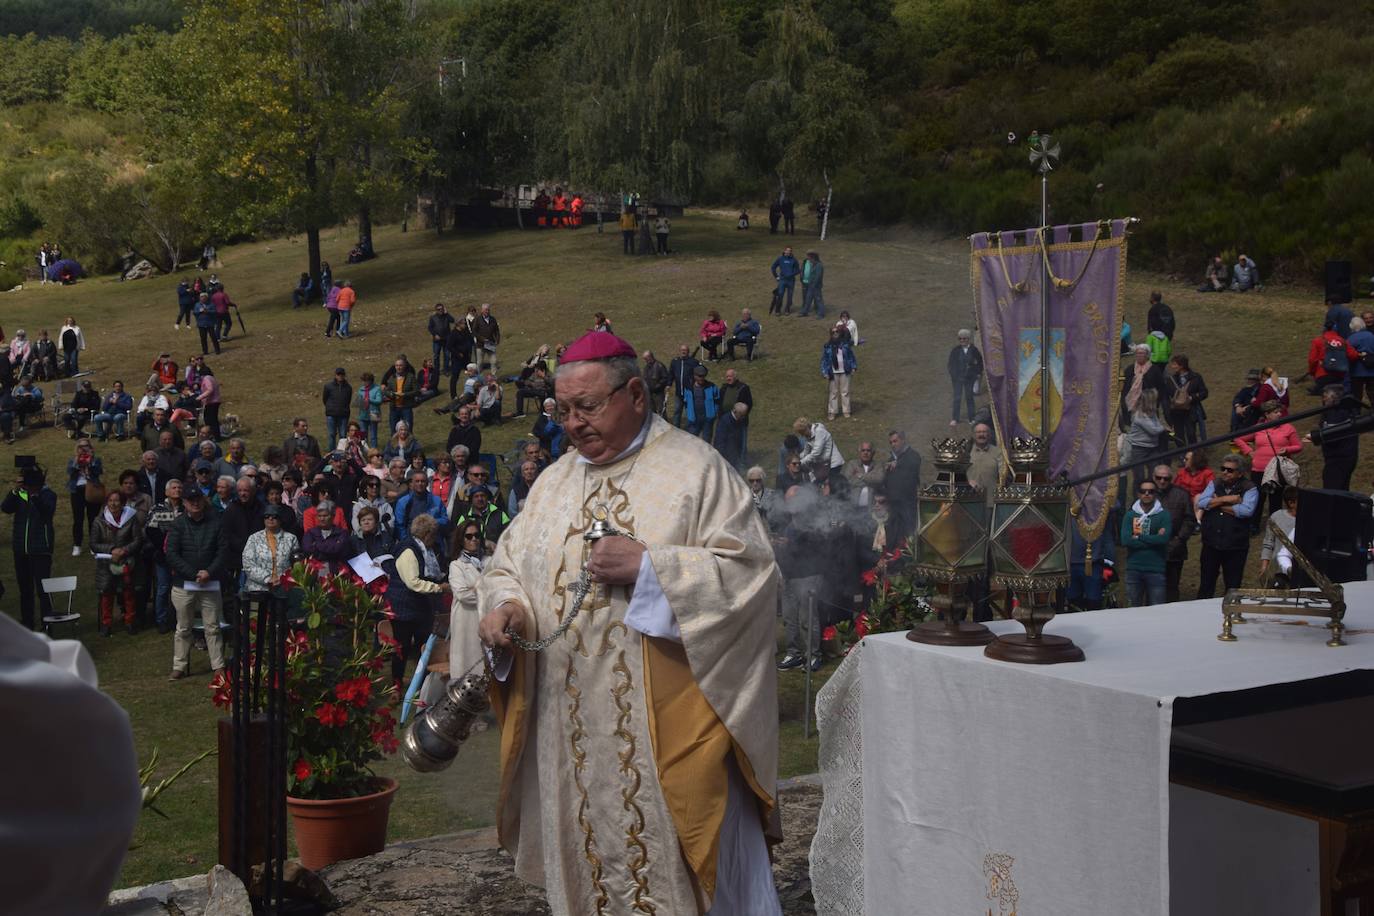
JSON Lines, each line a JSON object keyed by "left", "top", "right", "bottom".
{"left": 0, "top": 213, "right": 1357, "bottom": 887}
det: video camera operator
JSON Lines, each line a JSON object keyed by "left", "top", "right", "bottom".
{"left": 1, "top": 458, "right": 56, "bottom": 629}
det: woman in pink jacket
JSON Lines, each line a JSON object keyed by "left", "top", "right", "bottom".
{"left": 698, "top": 310, "right": 728, "bottom": 361}
{"left": 197, "top": 367, "right": 222, "bottom": 440}
{"left": 1234, "top": 399, "right": 1301, "bottom": 526}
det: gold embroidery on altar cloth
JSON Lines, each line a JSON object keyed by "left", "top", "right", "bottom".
{"left": 983, "top": 852, "right": 1019, "bottom": 916}
{"left": 565, "top": 655, "right": 609, "bottom": 914}
{"left": 613, "top": 649, "right": 655, "bottom": 913}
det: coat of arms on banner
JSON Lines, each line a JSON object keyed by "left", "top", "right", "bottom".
{"left": 1016, "top": 327, "right": 1064, "bottom": 436}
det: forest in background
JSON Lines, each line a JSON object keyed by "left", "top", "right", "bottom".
{"left": 1, "top": 0, "right": 1372, "bottom": 289}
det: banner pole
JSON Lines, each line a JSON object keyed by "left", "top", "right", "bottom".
{"left": 1039, "top": 170, "right": 1050, "bottom": 445}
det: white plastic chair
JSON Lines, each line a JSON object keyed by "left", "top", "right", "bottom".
{"left": 41, "top": 575, "right": 80, "bottom": 637}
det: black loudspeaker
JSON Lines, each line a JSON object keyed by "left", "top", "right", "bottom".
{"left": 1325, "top": 260, "right": 1353, "bottom": 305}
{"left": 1291, "top": 488, "right": 1372, "bottom": 587}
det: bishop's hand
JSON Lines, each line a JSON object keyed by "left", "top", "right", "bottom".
{"left": 480, "top": 600, "right": 528, "bottom": 649}
{"left": 587, "top": 536, "right": 647, "bottom": 585}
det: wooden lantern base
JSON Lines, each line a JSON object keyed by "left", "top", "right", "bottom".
{"left": 984, "top": 633, "right": 1085, "bottom": 665}
{"left": 907, "top": 619, "right": 994, "bottom": 647}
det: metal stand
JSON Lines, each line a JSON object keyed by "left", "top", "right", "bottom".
{"left": 803, "top": 592, "right": 815, "bottom": 740}
{"left": 223, "top": 590, "right": 288, "bottom": 912}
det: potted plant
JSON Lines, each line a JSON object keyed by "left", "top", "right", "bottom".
{"left": 214, "top": 559, "right": 400, "bottom": 871}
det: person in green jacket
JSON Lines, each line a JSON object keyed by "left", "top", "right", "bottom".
{"left": 1120, "top": 480, "right": 1172, "bottom": 607}
{"left": 2, "top": 464, "right": 57, "bottom": 629}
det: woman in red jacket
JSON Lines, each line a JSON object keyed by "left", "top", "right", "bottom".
{"left": 1250, "top": 366, "right": 1290, "bottom": 416}
{"left": 1234, "top": 399, "right": 1302, "bottom": 528}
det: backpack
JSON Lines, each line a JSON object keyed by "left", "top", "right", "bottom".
{"left": 1323, "top": 338, "right": 1350, "bottom": 374}
{"left": 1171, "top": 377, "right": 1192, "bottom": 411}
{"left": 1361, "top": 348, "right": 1374, "bottom": 371}
{"left": 1147, "top": 330, "right": 1171, "bottom": 364}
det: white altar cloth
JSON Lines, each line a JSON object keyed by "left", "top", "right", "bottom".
{"left": 810, "top": 582, "right": 1374, "bottom": 916}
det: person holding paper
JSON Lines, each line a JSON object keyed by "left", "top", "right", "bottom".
{"left": 384, "top": 513, "right": 449, "bottom": 689}
{"left": 242, "top": 505, "right": 299, "bottom": 595}
{"left": 349, "top": 505, "right": 395, "bottom": 561}
{"left": 90, "top": 490, "right": 144, "bottom": 637}
{"left": 164, "top": 486, "right": 228, "bottom": 681}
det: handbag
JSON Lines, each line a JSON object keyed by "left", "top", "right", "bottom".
{"left": 1260, "top": 431, "right": 1301, "bottom": 492}
{"left": 84, "top": 480, "right": 106, "bottom": 505}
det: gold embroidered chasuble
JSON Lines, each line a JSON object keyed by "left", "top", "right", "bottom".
{"left": 479, "top": 416, "right": 781, "bottom": 915}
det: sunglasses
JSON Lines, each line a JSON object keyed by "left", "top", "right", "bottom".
{"left": 1220, "top": 466, "right": 1239, "bottom": 473}
{"left": 1138, "top": 488, "right": 1157, "bottom": 495}
{"left": 1153, "top": 475, "right": 1170, "bottom": 481}
{"left": 463, "top": 533, "right": 480, "bottom": 540}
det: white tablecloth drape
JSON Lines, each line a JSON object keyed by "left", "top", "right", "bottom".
{"left": 810, "top": 582, "right": 1374, "bottom": 916}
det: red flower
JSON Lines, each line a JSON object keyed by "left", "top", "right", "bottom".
{"left": 377, "top": 630, "right": 399, "bottom": 649}
{"left": 315, "top": 702, "right": 348, "bottom": 727}
{"left": 293, "top": 758, "right": 312, "bottom": 782}
{"left": 304, "top": 557, "right": 328, "bottom": 576}
{"left": 366, "top": 575, "right": 390, "bottom": 598}
{"left": 860, "top": 567, "right": 878, "bottom": 587}
{"left": 209, "top": 669, "right": 233, "bottom": 710}
{"left": 335, "top": 676, "right": 374, "bottom": 708}
{"left": 279, "top": 568, "right": 298, "bottom": 590}
{"left": 286, "top": 631, "right": 310, "bottom": 661}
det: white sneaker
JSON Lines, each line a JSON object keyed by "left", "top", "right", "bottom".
{"left": 71, "top": 545, "right": 81, "bottom": 556}
{"left": 174, "top": 323, "right": 179, "bottom": 330}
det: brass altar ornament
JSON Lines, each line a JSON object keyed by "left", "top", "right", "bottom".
{"left": 1218, "top": 522, "right": 1348, "bottom": 647}
{"left": 985, "top": 437, "right": 1084, "bottom": 664}
{"left": 907, "top": 437, "right": 994, "bottom": 647}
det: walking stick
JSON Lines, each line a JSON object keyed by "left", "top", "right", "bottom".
{"left": 234, "top": 307, "right": 247, "bottom": 335}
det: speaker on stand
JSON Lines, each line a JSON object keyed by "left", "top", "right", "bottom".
{"left": 1325, "top": 260, "right": 1353, "bottom": 305}
{"left": 1290, "top": 488, "right": 1373, "bottom": 587}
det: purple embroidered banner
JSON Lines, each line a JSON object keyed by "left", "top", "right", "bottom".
{"left": 970, "top": 220, "right": 1128, "bottom": 541}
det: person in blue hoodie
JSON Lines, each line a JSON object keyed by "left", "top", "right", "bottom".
{"left": 770, "top": 245, "right": 800, "bottom": 314}
{"left": 682, "top": 364, "right": 720, "bottom": 441}
{"left": 93, "top": 380, "right": 134, "bottom": 441}
{"left": 1120, "top": 479, "right": 1172, "bottom": 607}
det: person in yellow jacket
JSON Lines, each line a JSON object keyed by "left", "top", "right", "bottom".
{"left": 619, "top": 206, "right": 638, "bottom": 255}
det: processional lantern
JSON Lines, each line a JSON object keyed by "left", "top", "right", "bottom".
{"left": 984, "top": 437, "right": 1083, "bottom": 664}
{"left": 907, "top": 438, "right": 993, "bottom": 647}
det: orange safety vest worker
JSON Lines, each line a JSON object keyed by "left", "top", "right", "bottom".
{"left": 569, "top": 195, "right": 584, "bottom": 227}
{"left": 551, "top": 193, "right": 568, "bottom": 227}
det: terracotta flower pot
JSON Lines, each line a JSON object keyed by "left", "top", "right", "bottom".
{"left": 287, "top": 777, "right": 398, "bottom": 870}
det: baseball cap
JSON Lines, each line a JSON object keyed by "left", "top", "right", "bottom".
{"left": 193, "top": 458, "right": 215, "bottom": 472}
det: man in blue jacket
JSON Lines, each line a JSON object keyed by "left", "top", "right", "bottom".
{"left": 3, "top": 464, "right": 58, "bottom": 629}
{"left": 94, "top": 380, "right": 134, "bottom": 441}
{"left": 771, "top": 246, "right": 800, "bottom": 314}
{"left": 394, "top": 470, "right": 448, "bottom": 539}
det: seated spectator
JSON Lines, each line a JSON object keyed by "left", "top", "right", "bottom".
{"left": 1230, "top": 368, "right": 1263, "bottom": 431}
{"left": 380, "top": 458, "right": 409, "bottom": 504}
{"left": 531, "top": 398, "right": 563, "bottom": 457}
{"left": 134, "top": 384, "right": 170, "bottom": 435}
{"left": 352, "top": 475, "right": 396, "bottom": 532}
{"left": 514, "top": 363, "right": 551, "bottom": 417}
{"left": 699, "top": 310, "right": 727, "bottom": 361}
{"left": 415, "top": 358, "right": 441, "bottom": 404}
{"left": 290, "top": 272, "right": 315, "bottom": 309}
{"left": 0, "top": 386, "right": 17, "bottom": 443}
{"left": 150, "top": 353, "right": 178, "bottom": 388}
{"left": 1198, "top": 255, "right": 1227, "bottom": 293}
{"left": 726, "top": 309, "right": 761, "bottom": 361}
{"left": 30, "top": 330, "right": 57, "bottom": 381}
{"left": 301, "top": 482, "right": 348, "bottom": 531}
{"left": 350, "top": 505, "right": 396, "bottom": 560}
{"left": 429, "top": 455, "right": 459, "bottom": 507}
{"left": 9, "top": 329, "right": 31, "bottom": 368}
{"left": 450, "top": 483, "right": 508, "bottom": 547}
{"left": 301, "top": 500, "right": 352, "bottom": 571}
{"left": 592, "top": 312, "right": 613, "bottom": 333}
{"left": 382, "top": 421, "right": 423, "bottom": 464}
{"left": 508, "top": 459, "right": 541, "bottom": 517}
{"left": 1231, "top": 254, "right": 1261, "bottom": 292}
{"left": 778, "top": 453, "right": 806, "bottom": 491}
{"left": 63, "top": 379, "right": 100, "bottom": 437}
{"left": 476, "top": 374, "right": 503, "bottom": 426}
{"left": 394, "top": 469, "right": 448, "bottom": 539}
{"left": 11, "top": 376, "right": 43, "bottom": 430}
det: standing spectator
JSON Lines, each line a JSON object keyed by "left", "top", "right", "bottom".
{"left": 221, "top": 478, "right": 265, "bottom": 608}
{"left": 334, "top": 281, "right": 356, "bottom": 338}
{"left": 885, "top": 429, "right": 921, "bottom": 540}
{"left": 699, "top": 310, "right": 727, "bottom": 361}
{"left": 946, "top": 329, "right": 983, "bottom": 427}
{"left": 213, "top": 438, "right": 248, "bottom": 480}
{"left": 446, "top": 405, "right": 482, "bottom": 456}
{"left": 134, "top": 385, "right": 169, "bottom": 437}
{"left": 445, "top": 318, "right": 475, "bottom": 396}
{"left": 1307, "top": 321, "right": 1359, "bottom": 392}
{"left": 1347, "top": 317, "right": 1374, "bottom": 407}
{"left": 1146, "top": 291, "right": 1175, "bottom": 340}
{"left": 382, "top": 356, "right": 418, "bottom": 432}
{"left": 1230, "top": 368, "right": 1263, "bottom": 431}
{"left": 1120, "top": 344, "right": 1168, "bottom": 429}
{"left": 1195, "top": 455, "right": 1258, "bottom": 599}
{"left": 140, "top": 408, "right": 183, "bottom": 453}
{"left": 618, "top": 206, "right": 637, "bottom": 255}
{"left": 58, "top": 316, "right": 85, "bottom": 376}
{"left": 719, "top": 367, "right": 753, "bottom": 455}
{"left": 154, "top": 429, "right": 188, "bottom": 481}
{"left": 210, "top": 284, "right": 236, "bottom": 341}
{"left": 1175, "top": 448, "right": 1214, "bottom": 503}
{"left": 175, "top": 280, "right": 196, "bottom": 329}
{"left": 472, "top": 303, "right": 501, "bottom": 373}
{"left": 134, "top": 452, "right": 169, "bottom": 504}
{"left": 768, "top": 198, "right": 781, "bottom": 234}
{"left": 1325, "top": 299, "right": 1355, "bottom": 340}
{"left": 1152, "top": 464, "right": 1196, "bottom": 603}
{"left": 654, "top": 213, "right": 670, "bottom": 254}
{"left": 446, "top": 519, "right": 488, "bottom": 676}
{"left": 94, "top": 381, "right": 133, "bottom": 442}
{"left": 450, "top": 485, "right": 508, "bottom": 546}
{"left": 1231, "top": 254, "right": 1261, "bottom": 291}
{"left": 1120, "top": 478, "right": 1171, "bottom": 607}
{"left": 781, "top": 196, "right": 795, "bottom": 234}
{"left": 383, "top": 513, "right": 448, "bottom": 688}
{"left": 640, "top": 350, "right": 671, "bottom": 414}
{"left": 1126, "top": 389, "right": 1168, "bottom": 490}
{"left": 428, "top": 303, "right": 455, "bottom": 373}
{"left": 146, "top": 479, "right": 183, "bottom": 633}
{"left": 395, "top": 470, "right": 448, "bottom": 539}
{"left": 301, "top": 500, "right": 352, "bottom": 571}
{"left": 844, "top": 441, "right": 887, "bottom": 508}
{"left": 775, "top": 487, "right": 832, "bottom": 673}
{"left": 821, "top": 325, "right": 857, "bottom": 420}
{"left": 507, "top": 459, "right": 541, "bottom": 518}
{"left": 794, "top": 416, "right": 844, "bottom": 477}
{"left": 682, "top": 365, "right": 720, "bottom": 441}
{"left": 66, "top": 438, "right": 104, "bottom": 557}
{"left": 323, "top": 281, "right": 342, "bottom": 337}
{"left": 746, "top": 466, "right": 781, "bottom": 528}
{"left": 1307, "top": 384, "right": 1358, "bottom": 490}
{"left": 282, "top": 417, "right": 322, "bottom": 470}
{"left": 1234, "top": 399, "right": 1302, "bottom": 527}
{"left": 713, "top": 402, "right": 750, "bottom": 470}
{"left": 197, "top": 367, "right": 222, "bottom": 440}
{"left": 165, "top": 487, "right": 227, "bottom": 680}
{"left": 1065, "top": 525, "right": 1115, "bottom": 611}
{"left": 1166, "top": 355, "right": 1208, "bottom": 444}
{"left": 350, "top": 503, "right": 394, "bottom": 558}
{"left": 322, "top": 368, "right": 352, "bottom": 446}
{"left": 3, "top": 464, "right": 57, "bottom": 629}
{"left": 193, "top": 293, "right": 220, "bottom": 355}
{"left": 241, "top": 505, "right": 299, "bottom": 595}
{"left": 726, "top": 309, "right": 761, "bottom": 361}
{"left": 799, "top": 251, "right": 825, "bottom": 318}
{"left": 90, "top": 490, "right": 144, "bottom": 636}
{"left": 1258, "top": 487, "right": 1299, "bottom": 587}
{"left": 355, "top": 371, "right": 383, "bottom": 448}
{"left": 383, "top": 421, "right": 424, "bottom": 465}
{"left": 352, "top": 475, "right": 396, "bottom": 533}
{"left": 530, "top": 399, "right": 561, "bottom": 458}
{"left": 967, "top": 422, "right": 1002, "bottom": 497}
{"left": 770, "top": 246, "right": 800, "bottom": 315}
{"left": 1252, "top": 367, "right": 1290, "bottom": 416}
{"left": 668, "top": 343, "right": 701, "bottom": 428}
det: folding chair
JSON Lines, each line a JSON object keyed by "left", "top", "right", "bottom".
{"left": 40, "top": 575, "right": 80, "bottom": 638}
{"left": 50, "top": 380, "right": 78, "bottom": 437}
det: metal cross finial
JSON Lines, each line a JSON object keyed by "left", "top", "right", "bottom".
{"left": 1028, "top": 133, "right": 1061, "bottom": 174}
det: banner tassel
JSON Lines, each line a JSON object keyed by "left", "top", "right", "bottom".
{"left": 1084, "top": 543, "right": 1093, "bottom": 576}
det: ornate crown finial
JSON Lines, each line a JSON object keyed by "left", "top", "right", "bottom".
{"left": 930, "top": 437, "right": 973, "bottom": 471}
{"left": 1008, "top": 436, "right": 1049, "bottom": 472}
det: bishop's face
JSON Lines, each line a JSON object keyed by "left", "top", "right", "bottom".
{"left": 555, "top": 362, "right": 647, "bottom": 465}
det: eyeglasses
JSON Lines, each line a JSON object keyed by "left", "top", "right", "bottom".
{"left": 470, "top": 471, "right": 489, "bottom": 478}
{"left": 1153, "top": 475, "right": 1170, "bottom": 481}
{"left": 1220, "top": 466, "right": 1239, "bottom": 474}
{"left": 556, "top": 379, "right": 630, "bottom": 422}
